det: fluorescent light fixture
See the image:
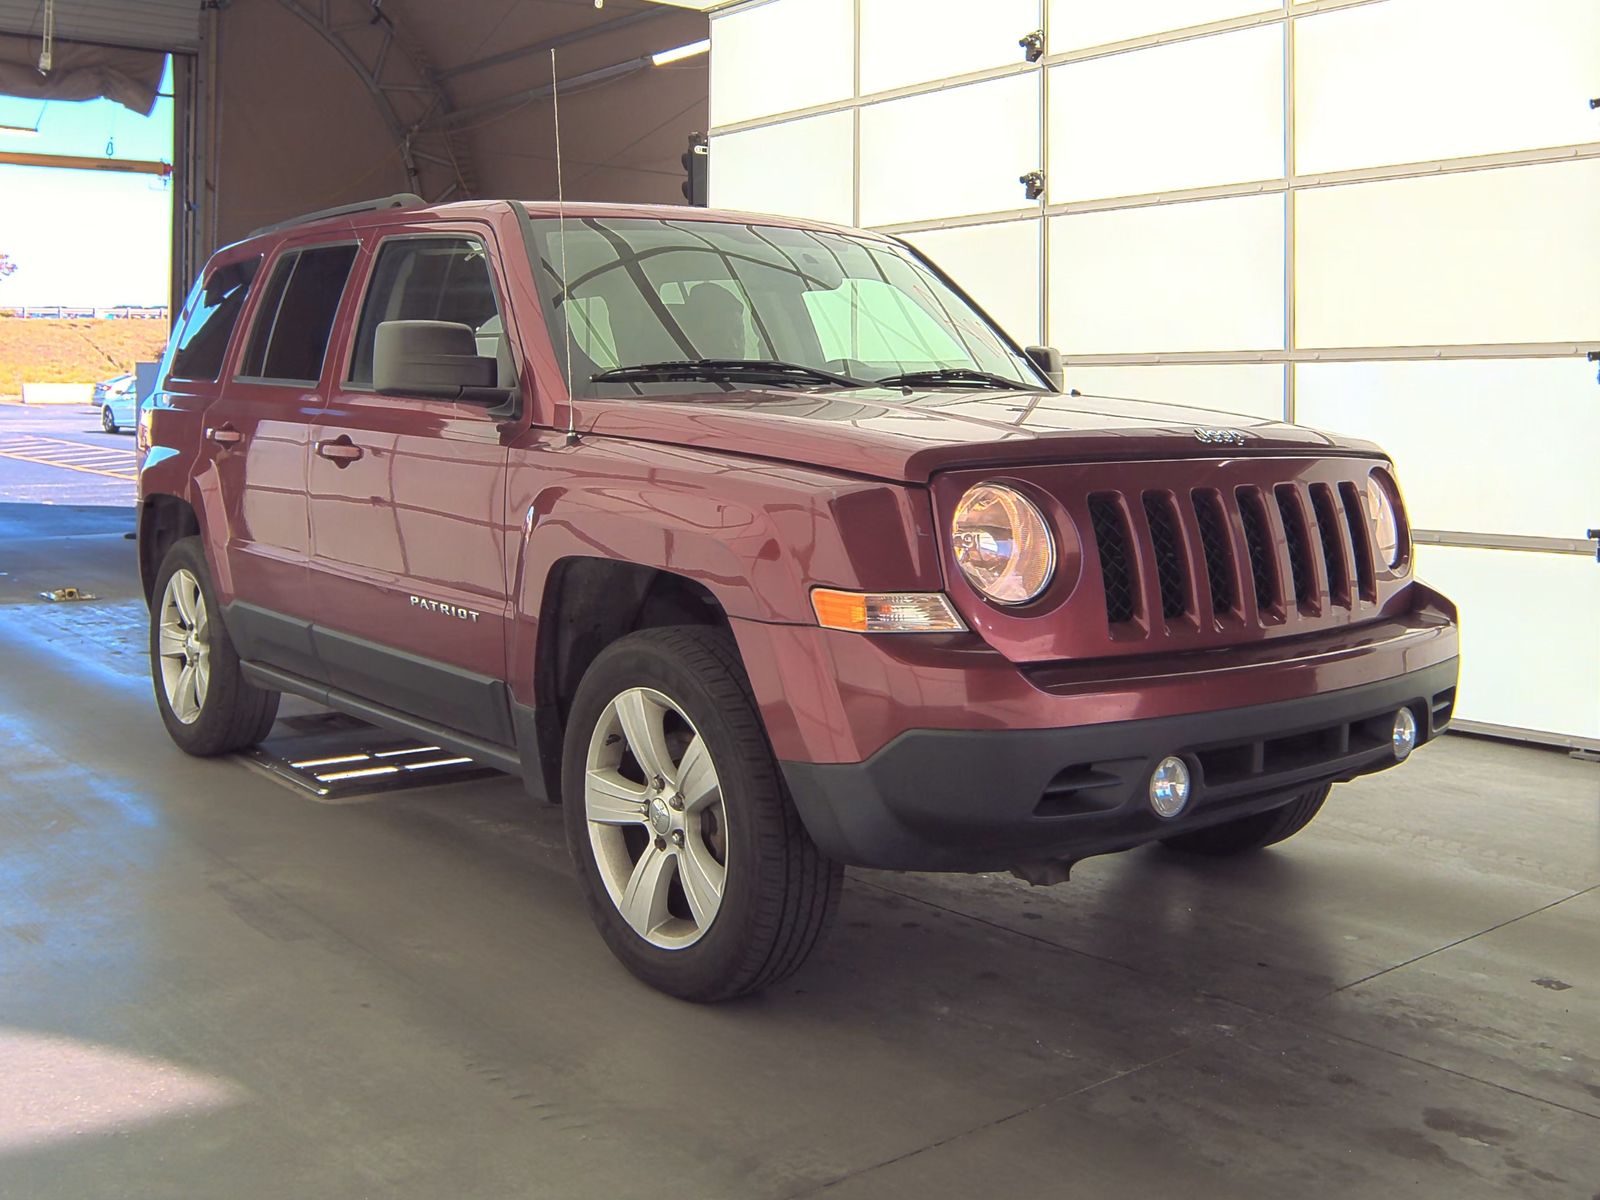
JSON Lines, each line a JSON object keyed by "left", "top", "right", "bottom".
{"left": 639, "top": 1, "right": 729, "bottom": 9}
{"left": 0, "top": 123, "right": 40, "bottom": 137}
{"left": 650, "top": 38, "right": 710, "bottom": 66}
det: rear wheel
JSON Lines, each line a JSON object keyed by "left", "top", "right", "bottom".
{"left": 150, "top": 536, "right": 280, "bottom": 756}
{"left": 1160, "top": 784, "right": 1331, "bottom": 856}
{"left": 563, "top": 626, "right": 841, "bottom": 1002}
{"left": 101, "top": 405, "right": 117, "bottom": 433}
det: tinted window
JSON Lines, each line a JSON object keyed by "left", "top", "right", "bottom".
{"left": 349, "top": 237, "right": 505, "bottom": 386}
{"left": 169, "top": 258, "right": 259, "bottom": 380}
{"left": 238, "top": 244, "right": 357, "bottom": 383}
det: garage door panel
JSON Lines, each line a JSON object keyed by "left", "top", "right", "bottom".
{"left": 1295, "top": 359, "right": 1600, "bottom": 541}
{"left": 710, "top": 0, "right": 854, "bottom": 126}
{"left": 904, "top": 220, "right": 1042, "bottom": 347}
{"left": 1047, "top": 0, "right": 1277, "bottom": 52}
{"left": 860, "top": 74, "right": 1041, "bottom": 227}
{"left": 1048, "top": 193, "right": 1284, "bottom": 354}
{"left": 1415, "top": 545, "right": 1600, "bottom": 742}
{"left": 709, "top": 112, "right": 856, "bottom": 226}
{"left": 860, "top": 0, "right": 1041, "bottom": 95}
{"left": 1048, "top": 24, "right": 1283, "bottom": 202}
{"left": 1065, "top": 364, "right": 1284, "bottom": 422}
{"left": 1295, "top": 159, "right": 1600, "bottom": 348}
{"left": 1295, "top": 0, "right": 1600, "bottom": 175}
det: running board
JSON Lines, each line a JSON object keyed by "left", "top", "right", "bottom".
{"left": 241, "top": 660, "right": 525, "bottom": 777}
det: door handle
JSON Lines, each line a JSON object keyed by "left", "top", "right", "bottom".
{"left": 206, "top": 424, "right": 243, "bottom": 447}
{"left": 316, "top": 435, "right": 364, "bottom": 466}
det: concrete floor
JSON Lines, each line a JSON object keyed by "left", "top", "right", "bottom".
{"left": 1, "top": 500, "right": 1597, "bottom": 1199}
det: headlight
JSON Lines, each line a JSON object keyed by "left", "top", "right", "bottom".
{"left": 1366, "top": 470, "right": 1404, "bottom": 569}
{"left": 951, "top": 483, "right": 1055, "bottom": 605}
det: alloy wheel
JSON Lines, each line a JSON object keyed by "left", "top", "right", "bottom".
{"left": 584, "top": 686, "right": 727, "bottom": 949}
{"left": 157, "top": 568, "right": 211, "bottom": 724}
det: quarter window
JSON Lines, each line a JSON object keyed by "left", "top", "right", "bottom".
{"left": 169, "top": 258, "right": 259, "bottom": 381}
{"left": 348, "top": 237, "right": 508, "bottom": 387}
{"left": 237, "top": 244, "right": 358, "bottom": 384}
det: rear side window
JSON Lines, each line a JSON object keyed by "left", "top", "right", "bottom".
{"left": 169, "top": 258, "right": 259, "bottom": 381}
{"left": 237, "top": 244, "right": 358, "bottom": 384}
{"left": 348, "top": 237, "right": 505, "bottom": 386}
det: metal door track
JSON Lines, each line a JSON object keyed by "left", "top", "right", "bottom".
{"left": 247, "top": 712, "right": 502, "bottom": 800}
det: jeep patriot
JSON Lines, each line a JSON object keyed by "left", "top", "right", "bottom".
{"left": 137, "top": 195, "right": 1459, "bottom": 1000}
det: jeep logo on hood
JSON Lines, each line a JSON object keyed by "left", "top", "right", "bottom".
{"left": 1193, "top": 427, "right": 1251, "bottom": 446}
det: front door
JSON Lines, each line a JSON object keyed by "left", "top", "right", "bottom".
{"left": 307, "top": 227, "right": 518, "bottom": 745}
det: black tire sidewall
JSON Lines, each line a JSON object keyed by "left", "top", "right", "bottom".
{"left": 149, "top": 536, "right": 269, "bottom": 755}
{"left": 562, "top": 628, "right": 789, "bottom": 1000}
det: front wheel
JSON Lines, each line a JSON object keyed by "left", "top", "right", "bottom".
{"left": 563, "top": 626, "right": 842, "bottom": 1002}
{"left": 149, "top": 536, "right": 280, "bottom": 756}
{"left": 1160, "top": 784, "right": 1331, "bottom": 856}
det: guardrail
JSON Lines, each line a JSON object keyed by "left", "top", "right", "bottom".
{"left": 0, "top": 306, "right": 169, "bottom": 320}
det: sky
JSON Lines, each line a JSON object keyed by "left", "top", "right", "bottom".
{"left": 0, "top": 59, "right": 174, "bottom": 308}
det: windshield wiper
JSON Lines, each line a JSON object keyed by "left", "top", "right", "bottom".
{"left": 874, "top": 367, "right": 1034, "bottom": 391}
{"left": 591, "top": 359, "right": 864, "bottom": 389}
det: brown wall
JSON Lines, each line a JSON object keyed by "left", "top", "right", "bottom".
{"left": 206, "top": 0, "right": 708, "bottom": 252}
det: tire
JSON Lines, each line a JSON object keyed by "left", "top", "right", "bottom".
{"left": 102, "top": 406, "right": 117, "bottom": 433}
{"left": 562, "top": 625, "right": 842, "bottom": 1002}
{"left": 149, "top": 536, "right": 280, "bottom": 756}
{"left": 1160, "top": 783, "right": 1332, "bottom": 856}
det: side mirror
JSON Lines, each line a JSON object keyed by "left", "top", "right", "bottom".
{"left": 374, "top": 320, "right": 503, "bottom": 402}
{"left": 1025, "top": 345, "right": 1064, "bottom": 392}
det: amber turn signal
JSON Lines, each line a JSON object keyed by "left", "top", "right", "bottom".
{"left": 811, "top": 589, "right": 967, "bottom": 634}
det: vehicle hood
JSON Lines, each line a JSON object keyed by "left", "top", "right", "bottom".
{"left": 574, "top": 386, "right": 1384, "bottom": 483}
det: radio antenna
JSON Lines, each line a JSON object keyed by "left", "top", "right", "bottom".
{"left": 552, "top": 48, "right": 578, "bottom": 447}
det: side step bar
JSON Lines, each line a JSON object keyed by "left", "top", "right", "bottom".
{"left": 241, "top": 660, "right": 525, "bottom": 778}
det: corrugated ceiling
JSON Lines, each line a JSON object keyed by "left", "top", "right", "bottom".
{"left": 0, "top": 0, "right": 199, "bottom": 53}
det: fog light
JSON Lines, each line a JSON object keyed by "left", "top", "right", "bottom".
{"left": 1392, "top": 708, "right": 1418, "bottom": 761}
{"left": 1149, "top": 756, "right": 1191, "bottom": 819}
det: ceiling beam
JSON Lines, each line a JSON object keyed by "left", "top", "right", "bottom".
{"left": 436, "top": 8, "right": 668, "bottom": 81}
{"left": 0, "top": 150, "right": 170, "bottom": 176}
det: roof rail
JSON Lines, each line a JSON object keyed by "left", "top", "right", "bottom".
{"left": 246, "top": 193, "right": 426, "bottom": 239}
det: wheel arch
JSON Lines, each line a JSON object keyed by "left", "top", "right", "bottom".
{"left": 137, "top": 494, "right": 202, "bottom": 605}
{"left": 521, "top": 556, "right": 736, "bottom": 804}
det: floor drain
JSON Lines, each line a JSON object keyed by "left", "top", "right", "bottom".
{"left": 248, "top": 714, "right": 502, "bottom": 800}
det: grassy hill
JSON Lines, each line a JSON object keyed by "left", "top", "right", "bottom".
{"left": 0, "top": 318, "right": 171, "bottom": 397}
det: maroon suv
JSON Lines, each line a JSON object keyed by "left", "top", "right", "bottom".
{"left": 138, "top": 195, "right": 1459, "bottom": 1000}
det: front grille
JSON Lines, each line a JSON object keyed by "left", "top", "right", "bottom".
{"left": 1088, "top": 494, "right": 1137, "bottom": 624}
{"left": 1339, "top": 482, "right": 1377, "bottom": 601}
{"left": 1142, "top": 492, "right": 1188, "bottom": 620}
{"left": 1235, "top": 487, "right": 1277, "bottom": 612}
{"left": 1275, "top": 484, "right": 1315, "bottom": 610}
{"left": 1076, "top": 465, "right": 1385, "bottom": 637}
{"left": 1193, "top": 490, "right": 1236, "bottom": 615}
{"left": 1310, "top": 483, "right": 1351, "bottom": 608}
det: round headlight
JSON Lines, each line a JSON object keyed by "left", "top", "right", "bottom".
{"left": 951, "top": 483, "right": 1055, "bottom": 605}
{"left": 1367, "top": 472, "right": 1403, "bottom": 569}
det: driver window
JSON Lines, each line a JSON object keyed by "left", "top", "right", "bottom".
{"left": 348, "top": 236, "right": 511, "bottom": 388}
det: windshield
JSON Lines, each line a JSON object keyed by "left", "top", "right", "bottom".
{"left": 522, "top": 215, "right": 1047, "bottom": 398}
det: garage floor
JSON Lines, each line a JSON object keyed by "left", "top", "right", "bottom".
{"left": 2, "top": 499, "right": 1597, "bottom": 1199}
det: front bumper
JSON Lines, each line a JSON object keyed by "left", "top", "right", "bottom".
{"left": 780, "top": 656, "right": 1458, "bottom": 872}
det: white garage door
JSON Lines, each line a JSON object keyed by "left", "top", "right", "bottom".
{"left": 709, "top": 0, "right": 1600, "bottom": 749}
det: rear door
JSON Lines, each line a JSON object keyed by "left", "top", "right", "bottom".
{"left": 202, "top": 241, "right": 358, "bottom": 679}
{"left": 307, "top": 226, "right": 519, "bottom": 745}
